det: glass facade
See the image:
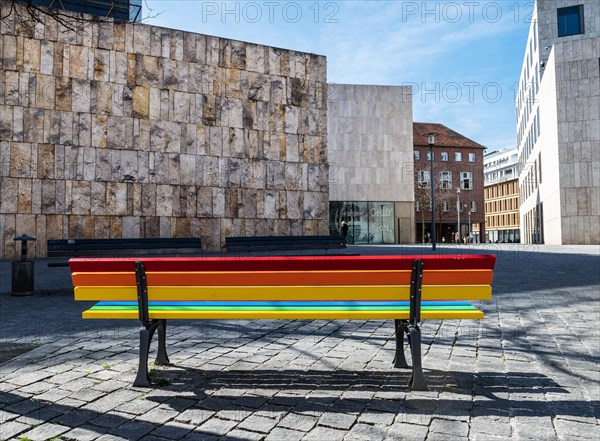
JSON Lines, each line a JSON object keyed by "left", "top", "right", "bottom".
{"left": 330, "top": 202, "right": 395, "bottom": 245}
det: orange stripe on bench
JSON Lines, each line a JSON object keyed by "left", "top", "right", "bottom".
{"left": 71, "top": 269, "right": 493, "bottom": 287}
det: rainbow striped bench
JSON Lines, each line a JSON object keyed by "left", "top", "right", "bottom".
{"left": 69, "top": 254, "right": 496, "bottom": 390}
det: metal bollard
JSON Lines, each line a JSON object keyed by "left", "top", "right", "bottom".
{"left": 11, "top": 234, "right": 36, "bottom": 296}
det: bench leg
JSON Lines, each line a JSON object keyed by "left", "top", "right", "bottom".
{"left": 133, "top": 320, "right": 160, "bottom": 387}
{"left": 155, "top": 319, "right": 170, "bottom": 365}
{"left": 393, "top": 319, "right": 409, "bottom": 368}
{"left": 408, "top": 325, "right": 428, "bottom": 391}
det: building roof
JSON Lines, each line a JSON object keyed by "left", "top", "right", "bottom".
{"left": 413, "top": 123, "right": 485, "bottom": 149}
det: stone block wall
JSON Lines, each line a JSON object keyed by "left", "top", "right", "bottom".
{"left": 0, "top": 7, "right": 329, "bottom": 258}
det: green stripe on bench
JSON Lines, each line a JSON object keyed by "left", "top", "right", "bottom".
{"left": 89, "top": 300, "right": 480, "bottom": 312}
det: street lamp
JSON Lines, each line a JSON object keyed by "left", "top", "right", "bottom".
{"left": 456, "top": 188, "right": 461, "bottom": 244}
{"left": 381, "top": 204, "right": 384, "bottom": 244}
{"left": 468, "top": 210, "right": 471, "bottom": 243}
{"left": 428, "top": 133, "right": 436, "bottom": 250}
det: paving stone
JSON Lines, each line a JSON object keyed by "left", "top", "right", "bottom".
{"left": 425, "top": 433, "right": 465, "bottom": 441}
{"left": 265, "top": 427, "right": 305, "bottom": 441}
{"left": 318, "top": 412, "right": 357, "bottom": 430}
{"left": 90, "top": 411, "right": 134, "bottom": 428}
{"left": 95, "top": 435, "right": 129, "bottom": 441}
{"left": 5, "top": 398, "right": 44, "bottom": 414}
{"left": 182, "top": 431, "right": 219, "bottom": 441}
{"left": 278, "top": 412, "right": 317, "bottom": 432}
{"left": 302, "top": 426, "right": 347, "bottom": 441}
{"left": 554, "top": 419, "right": 599, "bottom": 440}
{"left": 238, "top": 414, "right": 278, "bottom": 433}
{"left": 358, "top": 411, "right": 396, "bottom": 426}
{"left": 0, "top": 420, "right": 31, "bottom": 439}
{"left": 470, "top": 416, "right": 512, "bottom": 437}
{"left": 386, "top": 422, "right": 429, "bottom": 440}
{"left": 176, "top": 408, "right": 215, "bottom": 425}
{"left": 109, "top": 420, "right": 155, "bottom": 440}
{"left": 6, "top": 371, "right": 53, "bottom": 387}
{"left": 138, "top": 406, "right": 179, "bottom": 424}
{"left": 18, "top": 422, "right": 70, "bottom": 441}
{"left": 429, "top": 418, "right": 470, "bottom": 437}
{"left": 345, "top": 423, "right": 388, "bottom": 441}
{"left": 150, "top": 421, "right": 195, "bottom": 439}
{"left": 196, "top": 417, "right": 238, "bottom": 436}
{"left": 62, "top": 425, "right": 106, "bottom": 441}
{"left": 0, "top": 409, "right": 19, "bottom": 423}
{"left": 227, "top": 429, "right": 265, "bottom": 440}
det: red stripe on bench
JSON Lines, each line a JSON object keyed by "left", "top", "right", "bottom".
{"left": 69, "top": 254, "right": 496, "bottom": 273}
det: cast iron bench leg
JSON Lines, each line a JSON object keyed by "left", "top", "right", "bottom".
{"left": 408, "top": 325, "right": 428, "bottom": 391}
{"left": 393, "top": 319, "right": 409, "bottom": 368}
{"left": 134, "top": 320, "right": 161, "bottom": 387}
{"left": 406, "top": 259, "right": 428, "bottom": 391}
{"left": 156, "top": 319, "right": 170, "bottom": 365}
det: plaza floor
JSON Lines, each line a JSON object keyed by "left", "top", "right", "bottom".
{"left": 0, "top": 244, "right": 599, "bottom": 440}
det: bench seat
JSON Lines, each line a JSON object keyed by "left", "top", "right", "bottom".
{"left": 83, "top": 300, "right": 484, "bottom": 320}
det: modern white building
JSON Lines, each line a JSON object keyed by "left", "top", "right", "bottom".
{"left": 483, "top": 148, "right": 520, "bottom": 243}
{"left": 516, "top": 0, "right": 599, "bottom": 244}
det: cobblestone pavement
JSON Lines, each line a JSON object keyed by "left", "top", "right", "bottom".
{"left": 1, "top": 245, "right": 599, "bottom": 440}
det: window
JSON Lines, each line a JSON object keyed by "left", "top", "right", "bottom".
{"left": 459, "top": 202, "right": 464, "bottom": 212}
{"left": 468, "top": 153, "right": 476, "bottom": 162}
{"left": 426, "top": 151, "right": 434, "bottom": 161}
{"left": 416, "top": 201, "right": 420, "bottom": 212}
{"left": 460, "top": 172, "right": 473, "bottom": 190}
{"left": 24, "top": 0, "right": 142, "bottom": 22}
{"left": 443, "top": 201, "right": 450, "bottom": 212}
{"left": 417, "top": 170, "right": 431, "bottom": 188}
{"left": 441, "top": 152, "right": 448, "bottom": 161}
{"left": 470, "top": 201, "right": 477, "bottom": 212}
{"left": 414, "top": 150, "right": 420, "bottom": 160}
{"left": 455, "top": 152, "right": 462, "bottom": 161}
{"left": 440, "top": 171, "right": 452, "bottom": 189}
{"left": 558, "top": 5, "right": 584, "bottom": 37}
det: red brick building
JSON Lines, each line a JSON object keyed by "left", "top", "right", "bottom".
{"left": 413, "top": 123, "right": 486, "bottom": 243}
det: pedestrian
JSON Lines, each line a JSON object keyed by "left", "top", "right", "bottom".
{"left": 341, "top": 221, "right": 348, "bottom": 244}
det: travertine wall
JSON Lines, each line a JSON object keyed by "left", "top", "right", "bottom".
{"left": 0, "top": 8, "right": 329, "bottom": 258}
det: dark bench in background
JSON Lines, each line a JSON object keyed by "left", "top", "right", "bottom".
{"left": 47, "top": 238, "right": 202, "bottom": 267}
{"left": 225, "top": 235, "right": 346, "bottom": 253}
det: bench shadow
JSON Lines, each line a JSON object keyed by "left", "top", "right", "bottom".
{"left": 0, "top": 367, "right": 597, "bottom": 440}
{"left": 140, "top": 366, "right": 598, "bottom": 419}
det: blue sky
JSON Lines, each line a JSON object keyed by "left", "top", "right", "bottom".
{"left": 146, "top": 1, "right": 533, "bottom": 152}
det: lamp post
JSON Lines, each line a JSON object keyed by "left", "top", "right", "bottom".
{"left": 456, "top": 188, "right": 461, "bottom": 244}
{"left": 428, "top": 133, "right": 436, "bottom": 251}
{"left": 381, "top": 204, "right": 384, "bottom": 244}
{"left": 468, "top": 210, "right": 471, "bottom": 243}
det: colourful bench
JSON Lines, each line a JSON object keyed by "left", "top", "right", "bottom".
{"left": 69, "top": 254, "right": 496, "bottom": 390}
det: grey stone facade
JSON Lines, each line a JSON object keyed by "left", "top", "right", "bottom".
{"left": 0, "top": 6, "right": 329, "bottom": 258}
{"left": 328, "top": 84, "right": 415, "bottom": 243}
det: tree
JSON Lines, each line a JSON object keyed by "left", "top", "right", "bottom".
{"left": 0, "top": 0, "right": 161, "bottom": 33}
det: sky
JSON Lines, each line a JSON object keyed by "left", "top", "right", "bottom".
{"left": 145, "top": 0, "right": 533, "bottom": 153}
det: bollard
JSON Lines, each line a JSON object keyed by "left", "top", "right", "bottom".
{"left": 11, "top": 234, "right": 36, "bottom": 296}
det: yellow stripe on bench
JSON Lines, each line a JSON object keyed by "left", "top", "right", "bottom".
{"left": 74, "top": 284, "right": 492, "bottom": 302}
{"left": 82, "top": 309, "right": 485, "bottom": 320}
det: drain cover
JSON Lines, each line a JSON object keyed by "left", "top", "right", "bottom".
{"left": 0, "top": 343, "right": 40, "bottom": 365}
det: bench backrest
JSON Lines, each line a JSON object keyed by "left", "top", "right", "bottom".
{"left": 70, "top": 255, "right": 496, "bottom": 302}
{"left": 226, "top": 235, "right": 346, "bottom": 251}
{"left": 48, "top": 238, "right": 202, "bottom": 257}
